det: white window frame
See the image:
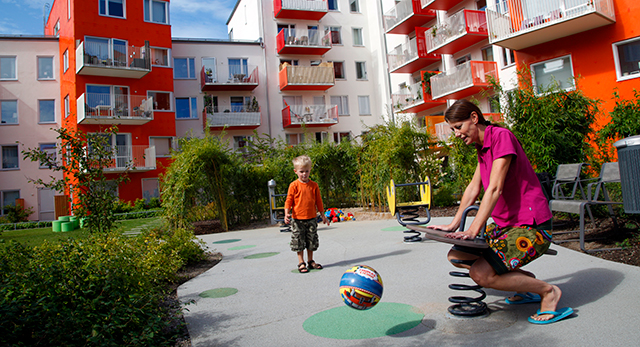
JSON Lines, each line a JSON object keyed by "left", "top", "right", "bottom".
{"left": 64, "top": 95, "right": 70, "bottom": 119}
{"left": 99, "top": 0, "right": 126, "bottom": 18}
{"left": 315, "top": 131, "right": 328, "bottom": 143}
{"left": 328, "top": 0, "right": 338, "bottom": 11}
{"left": 1, "top": 144, "right": 20, "bottom": 170}
{"left": 358, "top": 95, "right": 371, "bottom": 116}
{"left": 352, "top": 27, "right": 363, "bottom": 46}
{"left": 175, "top": 96, "right": 198, "bottom": 119}
{"left": 144, "top": 0, "right": 169, "bottom": 24}
{"left": 233, "top": 135, "right": 253, "bottom": 153}
{"left": 531, "top": 55, "right": 575, "bottom": 94}
{"left": 151, "top": 47, "right": 170, "bottom": 67}
{"left": 68, "top": 0, "right": 71, "bottom": 19}
{"left": 54, "top": 20, "right": 60, "bottom": 36}
{"left": 331, "top": 61, "right": 345, "bottom": 79}
{"left": 63, "top": 50, "right": 69, "bottom": 72}
{"left": 331, "top": 95, "right": 349, "bottom": 116}
{"left": 613, "top": 36, "right": 640, "bottom": 81}
{"left": 1, "top": 100, "right": 18, "bottom": 125}
{"left": 37, "top": 56, "right": 55, "bottom": 80}
{"left": 1, "top": 190, "right": 21, "bottom": 215}
{"left": 333, "top": 132, "right": 351, "bottom": 144}
{"left": 38, "top": 99, "right": 56, "bottom": 124}
{"left": 149, "top": 136, "right": 175, "bottom": 157}
{"left": 202, "top": 57, "right": 217, "bottom": 82}
{"left": 39, "top": 143, "right": 57, "bottom": 169}
{"left": 502, "top": 47, "right": 515, "bottom": 68}
{"left": 355, "top": 61, "right": 367, "bottom": 80}
{"left": 148, "top": 91, "right": 173, "bottom": 111}
{"left": 0, "top": 56, "right": 17, "bottom": 80}
{"left": 349, "top": 0, "right": 360, "bottom": 13}
{"left": 326, "top": 26, "right": 342, "bottom": 45}
{"left": 173, "top": 57, "right": 196, "bottom": 79}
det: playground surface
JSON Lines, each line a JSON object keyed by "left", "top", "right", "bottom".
{"left": 178, "top": 217, "right": 640, "bottom": 346}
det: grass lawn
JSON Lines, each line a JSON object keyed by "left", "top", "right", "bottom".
{"left": 0, "top": 217, "right": 164, "bottom": 248}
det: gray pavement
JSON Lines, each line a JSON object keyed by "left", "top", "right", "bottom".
{"left": 178, "top": 217, "right": 640, "bottom": 346}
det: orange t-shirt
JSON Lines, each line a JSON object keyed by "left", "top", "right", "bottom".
{"left": 284, "top": 179, "right": 324, "bottom": 220}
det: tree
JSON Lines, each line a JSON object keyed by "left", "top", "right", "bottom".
{"left": 22, "top": 126, "right": 130, "bottom": 233}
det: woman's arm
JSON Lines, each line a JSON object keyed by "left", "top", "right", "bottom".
{"left": 431, "top": 162, "right": 483, "bottom": 232}
{"left": 447, "top": 155, "right": 512, "bottom": 239}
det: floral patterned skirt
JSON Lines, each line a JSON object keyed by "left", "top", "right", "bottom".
{"left": 483, "top": 221, "right": 552, "bottom": 275}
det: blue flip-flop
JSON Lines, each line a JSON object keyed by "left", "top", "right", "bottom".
{"left": 505, "top": 292, "right": 541, "bottom": 304}
{"left": 528, "top": 307, "right": 574, "bottom": 324}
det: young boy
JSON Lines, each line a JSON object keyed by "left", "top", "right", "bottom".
{"left": 284, "top": 155, "right": 330, "bottom": 273}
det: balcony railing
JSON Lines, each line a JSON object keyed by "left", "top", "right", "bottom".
{"left": 392, "top": 79, "right": 445, "bottom": 114}
{"left": 205, "top": 109, "right": 261, "bottom": 130}
{"left": 277, "top": 29, "right": 332, "bottom": 55}
{"left": 435, "top": 122, "right": 452, "bottom": 141}
{"left": 76, "top": 41, "right": 150, "bottom": 78}
{"left": 201, "top": 65, "right": 259, "bottom": 91}
{"left": 486, "top": 0, "right": 615, "bottom": 50}
{"left": 384, "top": 0, "right": 436, "bottom": 35}
{"left": 103, "top": 145, "right": 156, "bottom": 173}
{"left": 282, "top": 104, "right": 339, "bottom": 128}
{"left": 426, "top": 10, "right": 488, "bottom": 55}
{"left": 420, "top": 0, "right": 465, "bottom": 11}
{"left": 430, "top": 61, "right": 498, "bottom": 100}
{"left": 274, "top": 0, "right": 328, "bottom": 20}
{"left": 77, "top": 94, "right": 153, "bottom": 125}
{"left": 279, "top": 64, "right": 335, "bottom": 91}
{"left": 388, "top": 28, "right": 440, "bottom": 74}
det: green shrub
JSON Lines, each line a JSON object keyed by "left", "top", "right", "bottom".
{"left": 2, "top": 205, "right": 34, "bottom": 223}
{"left": 432, "top": 185, "right": 459, "bottom": 208}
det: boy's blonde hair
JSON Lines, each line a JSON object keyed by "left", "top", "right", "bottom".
{"left": 292, "top": 155, "right": 312, "bottom": 169}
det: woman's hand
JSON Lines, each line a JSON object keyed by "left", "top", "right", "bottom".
{"left": 444, "top": 228, "right": 480, "bottom": 240}
{"left": 429, "top": 224, "right": 458, "bottom": 232}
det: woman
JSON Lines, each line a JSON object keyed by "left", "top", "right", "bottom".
{"left": 431, "top": 99, "right": 572, "bottom": 324}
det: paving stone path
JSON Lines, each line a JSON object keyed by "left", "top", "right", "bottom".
{"left": 122, "top": 217, "right": 164, "bottom": 236}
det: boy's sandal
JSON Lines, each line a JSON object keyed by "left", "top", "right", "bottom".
{"left": 308, "top": 260, "right": 323, "bottom": 269}
{"left": 298, "top": 262, "right": 309, "bottom": 273}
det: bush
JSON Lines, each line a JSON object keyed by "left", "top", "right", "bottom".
{"left": 0, "top": 229, "right": 206, "bottom": 346}
{"left": 2, "top": 205, "right": 34, "bottom": 223}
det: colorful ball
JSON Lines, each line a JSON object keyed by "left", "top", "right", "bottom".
{"left": 339, "top": 265, "right": 384, "bottom": 310}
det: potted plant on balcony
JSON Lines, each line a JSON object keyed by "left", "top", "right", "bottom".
{"left": 247, "top": 97, "right": 260, "bottom": 112}
{"left": 421, "top": 71, "right": 440, "bottom": 98}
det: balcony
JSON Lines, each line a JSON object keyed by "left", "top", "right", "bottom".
{"left": 103, "top": 145, "right": 156, "bottom": 173}
{"left": 384, "top": 0, "right": 437, "bottom": 35}
{"left": 279, "top": 64, "right": 335, "bottom": 91}
{"left": 204, "top": 109, "right": 261, "bottom": 130}
{"left": 77, "top": 94, "right": 153, "bottom": 125}
{"left": 486, "top": 0, "right": 615, "bottom": 50}
{"left": 201, "top": 65, "right": 259, "bottom": 92}
{"left": 392, "top": 80, "right": 446, "bottom": 114}
{"left": 430, "top": 60, "right": 498, "bottom": 100}
{"left": 274, "top": 0, "right": 328, "bottom": 20}
{"left": 484, "top": 113, "right": 503, "bottom": 123}
{"left": 282, "top": 104, "right": 339, "bottom": 128}
{"left": 388, "top": 28, "right": 441, "bottom": 74}
{"left": 277, "top": 29, "right": 332, "bottom": 55}
{"left": 435, "top": 122, "right": 452, "bottom": 141}
{"left": 76, "top": 41, "right": 150, "bottom": 78}
{"left": 426, "top": 10, "right": 488, "bottom": 55}
{"left": 420, "top": 0, "right": 465, "bottom": 11}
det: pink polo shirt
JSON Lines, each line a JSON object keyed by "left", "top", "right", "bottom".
{"left": 476, "top": 126, "right": 552, "bottom": 228}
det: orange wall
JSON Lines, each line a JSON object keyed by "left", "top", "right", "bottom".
{"left": 515, "top": 0, "right": 640, "bottom": 130}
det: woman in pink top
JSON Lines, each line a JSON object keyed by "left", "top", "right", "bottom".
{"left": 431, "top": 99, "right": 573, "bottom": 325}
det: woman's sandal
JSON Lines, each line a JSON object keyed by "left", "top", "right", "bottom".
{"left": 307, "top": 260, "right": 323, "bottom": 270}
{"left": 298, "top": 262, "right": 309, "bottom": 273}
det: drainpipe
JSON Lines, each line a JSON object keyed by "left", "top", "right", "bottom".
{"left": 257, "top": 0, "right": 272, "bottom": 138}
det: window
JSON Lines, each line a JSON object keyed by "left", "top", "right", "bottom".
{"left": 456, "top": 54, "right": 471, "bottom": 66}
{"left": 144, "top": 0, "right": 169, "bottom": 24}
{"left": 0, "top": 56, "right": 17, "bottom": 80}
{"left": 230, "top": 96, "right": 251, "bottom": 112}
{"left": 358, "top": 96, "right": 371, "bottom": 115}
{"left": 202, "top": 57, "right": 216, "bottom": 82}
{"left": 204, "top": 95, "right": 218, "bottom": 113}
{"left": 315, "top": 131, "right": 328, "bottom": 143}
{"left": 614, "top": 37, "right": 640, "bottom": 80}
{"left": 332, "top": 61, "right": 345, "bottom": 79}
{"left": 326, "top": 26, "right": 341, "bottom": 45}
{"left": 531, "top": 55, "right": 574, "bottom": 93}
{"left": 331, "top": 95, "right": 349, "bottom": 116}
{"left": 349, "top": 0, "right": 359, "bottom": 13}
{"left": 148, "top": 91, "right": 172, "bottom": 110}
{"left": 495, "top": 0, "right": 508, "bottom": 14}
{"left": 355, "top": 61, "right": 367, "bottom": 80}
{"left": 228, "top": 58, "right": 248, "bottom": 80}
{"left": 63, "top": 50, "right": 68, "bottom": 72}
{"left": 68, "top": 0, "right": 71, "bottom": 19}
{"left": 54, "top": 20, "right": 60, "bottom": 36}
{"left": 99, "top": 0, "right": 125, "bottom": 18}
{"left": 39, "top": 100, "right": 56, "bottom": 123}
{"left": 64, "top": 95, "right": 69, "bottom": 118}
{"left": 174, "top": 57, "right": 195, "bottom": 79}
{"left": 328, "top": 0, "right": 338, "bottom": 10}
{"left": 277, "top": 24, "right": 295, "bottom": 42}
{"left": 233, "top": 136, "right": 252, "bottom": 153}
{"left": 476, "top": 0, "right": 487, "bottom": 10}
{"left": 333, "top": 132, "right": 351, "bottom": 143}
{"left": 488, "top": 95, "right": 500, "bottom": 113}
{"left": 151, "top": 47, "right": 170, "bottom": 67}
{"left": 149, "top": 137, "right": 174, "bottom": 157}
{"left": 1, "top": 191, "right": 20, "bottom": 215}
{"left": 142, "top": 178, "right": 160, "bottom": 202}
{"left": 175, "top": 97, "right": 197, "bottom": 119}
{"left": 1, "top": 100, "right": 18, "bottom": 124}
{"left": 38, "top": 57, "right": 54, "bottom": 80}
{"left": 86, "top": 85, "right": 129, "bottom": 115}
{"left": 286, "top": 133, "right": 304, "bottom": 145}
{"left": 481, "top": 46, "right": 494, "bottom": 62}
{"left": 39, "top": 143, "right": 57, "bottom": 168}
{"left": 502, "top": 47, "right": 515, "bottom": 67}
{"left": 352, "top": 27, "right": 363, "bottom": 46}
{"left": 84, "top": 37, "right": 127, "bottom": 66}
{"left": 310, "top": 60, "right": 321, "bottom": 66}
{"left": 1, "top": 145, "right": 19, "bottom": 169}
{"left": 280, "top": 59, "right": 298, "bottom": 66}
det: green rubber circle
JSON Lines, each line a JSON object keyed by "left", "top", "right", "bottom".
{"left": 212, "top": 239, "right": 241, "bottom": 244}
{"left": 199, "top": 287, "right": 238, "bottom": 298}
{"left": 381, "top": 226, "right": 407, "bottom": 231}
{"left": 244, "top": 252, "right": 279, "bottom": 259}
{"left": 303, "top": 302, "right": 423, "bottom": 339}
{"left": 228, "top": 245, "right": 256, "bottom": 250}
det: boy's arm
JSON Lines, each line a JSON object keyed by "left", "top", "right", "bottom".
{"left": 316, "top": 186, "right": 330, "bottom": 225}
{"left": 284, "top": 182, "right": 295, "bottom": 224}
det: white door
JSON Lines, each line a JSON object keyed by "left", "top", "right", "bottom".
{"left": 38, "top": 188, "right": 55, "bottom": 221}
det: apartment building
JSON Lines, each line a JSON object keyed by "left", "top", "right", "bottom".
{"left": 43, "top": 0, "right": 175, "bottom": 205}
{"left": 0, "top": 36, "right": 62, "bottom": 221}
{"left": 226, "top": 0, "right": 392, "bottom": 144}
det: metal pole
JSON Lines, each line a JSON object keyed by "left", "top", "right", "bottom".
{"left": 268, "top": 179, "right": 276, "bottom": 225}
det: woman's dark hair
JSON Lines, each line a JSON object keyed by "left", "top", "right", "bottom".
{"left": 444, "top": 99, "right": 491, "bottom": 126}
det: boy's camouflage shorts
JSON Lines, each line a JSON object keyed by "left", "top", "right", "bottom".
{"left": 290, "top": 218, "right": 319, "bottom": 252}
